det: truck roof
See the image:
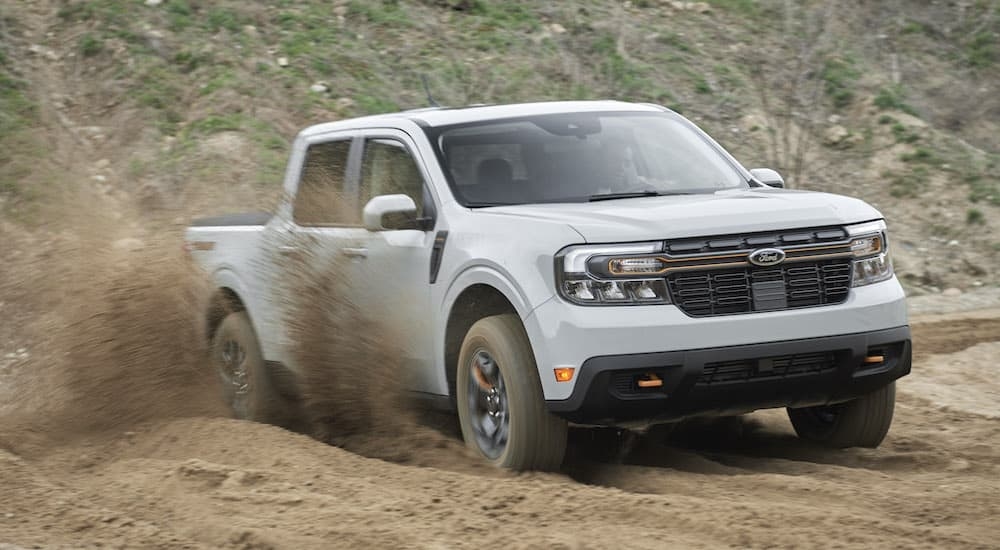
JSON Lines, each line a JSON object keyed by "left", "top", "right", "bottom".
{"left": 297, "top": 100, "right": 666, "bottom": 139}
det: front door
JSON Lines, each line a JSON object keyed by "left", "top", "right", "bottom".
{"left": 352, "top": 130, "right": 440, "bottom": 395}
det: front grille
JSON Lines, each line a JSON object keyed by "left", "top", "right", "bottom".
{"left": 664, "top": 226, "right": 848, "bottom": 254}
{"left": 697, "top": 351, "right": 838, "bottom": 386}
{"left": 667, "top": 258, "right": 852, "bottom": 317}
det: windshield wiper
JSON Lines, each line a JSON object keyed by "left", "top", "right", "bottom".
{"left": 588, "top": 190, "right": 661, "bottom": 202}
{"left": 464, "top": 201, "right": 519, "bottom": 208}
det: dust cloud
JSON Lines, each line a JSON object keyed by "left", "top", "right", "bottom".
{"left": 273, "top": 238, "right": 481, "bottom": 469}
{"left": 0, "top": 196, "right": 475, "bottom": 472}
{"left": 0, "top": 197, "right": 224, "bottom": 455}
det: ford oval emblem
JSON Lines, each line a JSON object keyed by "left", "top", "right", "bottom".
{"left": 748, "top": 248, "right": 786, "bottom": 267}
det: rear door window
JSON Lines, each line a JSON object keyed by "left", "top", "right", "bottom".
{"left": 293, "top": 139, "right": 355, "bottom": 226}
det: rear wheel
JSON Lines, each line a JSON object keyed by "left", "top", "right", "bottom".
{"left": 787, "top": 382, "right": 896, "bottom": 448}
{"left": 457, "top": 314, "right": 567, "bottom": 470}
{"left": 211, "top": 311, "right": 293, "bottom": 427}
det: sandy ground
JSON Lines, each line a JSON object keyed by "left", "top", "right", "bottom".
{"left": 1, "top": 283, "right": 999, "bottom": 550}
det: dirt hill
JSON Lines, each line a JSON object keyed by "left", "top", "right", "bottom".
{"left": 2, "top": 0, "right": 998, "bottom": 292}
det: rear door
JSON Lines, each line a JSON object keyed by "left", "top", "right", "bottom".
{"left": 263, "top": 132, "right": 369, "bottom": 368}
{"left": 352, "top": 129, "right": 442, "bottom": 396}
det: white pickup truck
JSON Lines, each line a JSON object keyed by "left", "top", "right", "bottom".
{"left": 186, "top": 101, "right": 911, "bottom": 470}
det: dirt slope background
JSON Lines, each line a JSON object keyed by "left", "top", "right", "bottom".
{"left": 1, "top": 0, "right": 999, "bottom": 548}
{"left": 2, "top": 0, "right": 998, "bottom": 290}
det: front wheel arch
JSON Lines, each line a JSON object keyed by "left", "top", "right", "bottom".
{"left": 443, "top": 284, "right": 519, "bottom": 397}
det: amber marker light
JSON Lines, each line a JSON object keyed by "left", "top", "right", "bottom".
{"left": 554, "top": 367, "right": 575, "bottom": 382}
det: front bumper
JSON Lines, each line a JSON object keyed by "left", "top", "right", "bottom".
{"left": 545, "top": 325, "right": 911, "bottom": 426}
{"left": 524, "top": 276, "right": 908, "bottom": 401}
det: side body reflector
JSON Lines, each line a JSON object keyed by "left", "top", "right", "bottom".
{"left": 554, "top": 367, "right": 575, "bottom": 382}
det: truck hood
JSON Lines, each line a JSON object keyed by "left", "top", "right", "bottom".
{"left": 480, "top": 188, "right": 882, "bottom": 243}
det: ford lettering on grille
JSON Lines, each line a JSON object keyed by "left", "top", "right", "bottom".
{"left": 748, "top": 248, "right": 786, "bottom": 267}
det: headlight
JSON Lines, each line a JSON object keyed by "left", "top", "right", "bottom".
{"left": 556, "top": 243, "right": 672, "bottom": 305}
{"left": 845, "top": 220, "right": 893, "bottom": 287}
{"left": 564, "top": 279, "right": 670, "bottom": 303}
{"left": 850, "top": 234, "right": 883, "bottom": 257}
{"left": 853, "top": 253, "right": 893, "bottom": 286}
{"left": 608, "top": 257, "right": 667, "bottom": 274}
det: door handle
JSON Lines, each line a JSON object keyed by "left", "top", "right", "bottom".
{"left": 341, "top": 247, "right": 369, "bottom": 258}
{"left": 277, "top": 245, "right": 300, "bottom": 255}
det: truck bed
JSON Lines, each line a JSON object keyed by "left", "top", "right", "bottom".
{"left": 189, "top": 212, "right": 272, "bottom": 227}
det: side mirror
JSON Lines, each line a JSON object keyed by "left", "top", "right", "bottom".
{"left": 363, "top": 194, "right": 417, "bottom": 232}
{"left": 750, "top": 168, "right": 785, "bottom": 188}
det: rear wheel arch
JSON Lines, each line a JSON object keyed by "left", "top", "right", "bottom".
{"left": 206, "top": 287, "right": 246, "bottom": 343}
{"left": 208, "top": 287, "right": 300, "bottom": 404}
{"left": 210, "top": 309, "right": 296, "bottom": 427}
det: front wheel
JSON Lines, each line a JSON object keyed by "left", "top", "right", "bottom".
{"left": 787, "top": 382, "right": 896, "bottom": 448}
{"left": 456, "top": 314, "right": 567, "bottom": 471}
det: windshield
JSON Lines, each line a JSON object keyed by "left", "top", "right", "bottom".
{"left": 427, "top": 111, "right": 747, "bottom": 206}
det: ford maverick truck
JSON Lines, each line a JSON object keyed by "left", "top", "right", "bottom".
{"left": 186, "top": 101, "right": 911, "bottom": 470}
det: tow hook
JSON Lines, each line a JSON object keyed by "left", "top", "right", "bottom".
{"left": 637, "top": 373, "right": 663, "bottom": 388}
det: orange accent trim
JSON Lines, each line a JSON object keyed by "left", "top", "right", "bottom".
{"left": 660, "top": 261, "right": 751, "bottom": 273}
{"left": 472, "top": 364, "right": 492, "bottom": 390}
{"left": 606, "top": 241, "right": 858, "bottom": 276}
{"left": 864, "top": 355, "right": 885, "bottom": 364}
{"left": 779, "top": 252, "right": 854, "bottom": 263}
{"left": 188, "top": 241, "right": 216, "bottom": 251}
{"left": 788, "top": 242, "right": 861, "bottom": 254}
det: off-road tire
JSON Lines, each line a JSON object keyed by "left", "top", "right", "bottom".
{"left": 787, "top": 382, "right": 896, "bottom": 448}
{"left": 211, "top": 311, "right": 294, "bottom": 427}
{"left": 457, "top": 314, "right": 568, "bottom": 470}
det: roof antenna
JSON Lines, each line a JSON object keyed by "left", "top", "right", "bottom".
{"left": 421, "top": 74, "right": 440, "bottom": 108}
